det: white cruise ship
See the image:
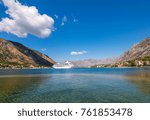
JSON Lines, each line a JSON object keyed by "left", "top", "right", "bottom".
{"left": 53, "top": 61, "right": 74, "bottom": 69}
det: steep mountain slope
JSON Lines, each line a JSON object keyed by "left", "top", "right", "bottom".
{"left": 68, "top": 37, "right": 150, "bottom": 68}
{"left": 0, "top": 38, "right": 55, "bottom": 68}
{"left": 119, "top": 38, "right": 150, "bottom": 61}
{"left": 92, "top": 37, "right": 150, "bottom": 68}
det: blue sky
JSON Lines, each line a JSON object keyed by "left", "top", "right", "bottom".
{"left": 0, "top": 0, "right": 150, "bottom": 62}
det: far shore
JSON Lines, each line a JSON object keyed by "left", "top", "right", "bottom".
{"left": 0, "top": 67, "right": 52, "bottom": 70}
{"left": 0, "top": 66, "right": 150, "bottom": 70}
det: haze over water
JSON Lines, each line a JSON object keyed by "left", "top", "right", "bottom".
{"left": 0, "top": 68, "right": 150, "bottom": 103}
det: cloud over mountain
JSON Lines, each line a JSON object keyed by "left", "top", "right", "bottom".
{"left": 70, "top": 50, "right": 87, "bottom": 56}
{"left": 0, "top": 0, "right": 54, "bottom": 38}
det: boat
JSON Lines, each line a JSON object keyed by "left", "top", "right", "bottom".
{"left": 53, "top": 61, "right": 74, "bottom": 69}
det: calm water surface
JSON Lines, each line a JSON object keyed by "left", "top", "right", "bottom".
{"left": 0, "top": 68, "right": 150, "bottom": 103}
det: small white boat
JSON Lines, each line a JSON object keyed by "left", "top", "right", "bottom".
{"left": 53, "top": 61, "right": 74, "bottom": 69}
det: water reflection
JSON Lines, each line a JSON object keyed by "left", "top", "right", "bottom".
{"left": 0, "top": 75, "right": 50, "bottom": 102}
{"left": 0, "top": 68, "right": 150, "bottom": 103}
{"left": 126, "top": 73, "right": 150, "bottom": 95}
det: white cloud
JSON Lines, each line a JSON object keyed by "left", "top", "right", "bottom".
{"left": 52, "top": 27, "right": 57, "bottom": 32}
{"left": 61, "top": 16, "right": 67, "bottom": 26}
{"left": 0, "top": 0, "right": 54, "bottom": 38}
{"left": 54, "top": 14, "right": 58, "bottom": 19}
{"left": 73, "top": 19, "right": 78, "bottom": 23}
{"left": 70, "top": 50, "right": 87, "bottom": 56}
{"left": 72, "top": 16, "right": 78, "bottom": 23}
{"left": 41, "top": 48, "right": 47, "bottom": 51}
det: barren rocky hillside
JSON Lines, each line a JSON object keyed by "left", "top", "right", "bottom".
{"left": 0, "top": 38, "right": 55, "bottom": 68}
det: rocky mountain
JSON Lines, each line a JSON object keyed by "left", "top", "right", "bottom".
{"left": 119, "top": 37, "right": 150, "bottom": 62}
{"left": 72, "top": 37, "right": 150, "bottom": 68}
{"left": 92, "top": 37, "right": 150, "bottom": 68}
{"left": 0, "top": 38, "right": 55, "bottom": 68}
{"left": 71, "top": 58, "right": 118, "bottom": 68}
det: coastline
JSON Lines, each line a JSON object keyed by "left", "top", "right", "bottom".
{"left": 0, "top": 67, "right": 53, "bottom": 70}
{"left": 0, "top": 66, "right": 150, "bottom": 70}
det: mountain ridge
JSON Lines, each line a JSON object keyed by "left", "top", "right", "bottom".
{"left": 119, "top": 37, "right": 150, "bottom": 62}
{"left": 71, "top": 37, "right": 150, "bottom": 68}
{"left": 0, "top": 38, "right": 55, "bottom": 68}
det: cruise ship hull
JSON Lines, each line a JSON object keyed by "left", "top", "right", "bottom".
{"left": 53, "top": 66, "right": 72, "bottom": 69}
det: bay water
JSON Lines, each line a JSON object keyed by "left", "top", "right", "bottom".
{"left": 0, "top": 68, "right": 150, "bottom": 103}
